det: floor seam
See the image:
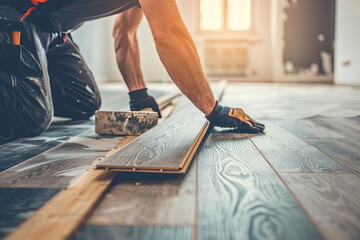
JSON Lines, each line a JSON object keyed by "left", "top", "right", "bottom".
{"left": 248, "top": 133, "right": 327, "bottom": 240}
{"left": 273, "top": 120, "right": 360, "bottom": 177}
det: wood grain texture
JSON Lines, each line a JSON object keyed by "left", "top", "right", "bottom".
{"left": 310, "top": 117, "right": 360, "bottom": 141}
{"left": 87, "top": 158, "right": 196, "bottom": 226}
{"left": 0, "top": 126, "right": 88, "bottom": 172}
{"left": 197, "top": 133, "right": 322, "bottom": 240}
{"left": 249, "top": 121, "right": 348, "bottom": 173}
{"left": 72, "top": 226, "right": 193, "bottom": 240}
{"left": 97, "top": 82, "right": 227, "bottom": 172}
{"left": 0, "top": 129, "right": 124, "bottom": 188}
{"left": 305, "top": 137, "right": 360, "bottom": 175}
{"left": 280, "top": 173, "right": 360, "bottom": 240}
{"left": 276, "top": 119, "right": 347, "bottom": 138}
{"left": 4, "top": 170, "right": 117, "bottom": 240}
{"left": 0, "top": 188, "right": 60, "bottom": 239}
{"left": 97, "top": 97, "right": 207, "bottom": 170}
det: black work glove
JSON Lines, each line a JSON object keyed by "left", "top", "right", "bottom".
{"left": 207, "top": 102, "right": 265, "bottom": 133}
{"left": 129, "top": 88, "right": 162, "bottom": 118}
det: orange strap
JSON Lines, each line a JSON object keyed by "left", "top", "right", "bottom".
{"left": 12, "top": 31, "right": 22, "bottom": 45}
{"left": 30, "top": 0, "right": 49, "bottom": 6}
{"left": 20, "top": 0, "right": 49, "bottom": 21}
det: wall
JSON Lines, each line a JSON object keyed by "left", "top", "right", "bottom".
{"left": 72, "top": 0, "right": 339, "bottom": 83}
{"left": 72, "top": 6, "right": 173, "bottom": 83}
{"left": 334, "top": 0, "right": 360, "bottom": 85}
{"left": 272, "top": 0, "right": 335, "bottom": 83}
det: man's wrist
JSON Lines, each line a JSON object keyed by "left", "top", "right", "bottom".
{"left": 205, "top": 100, "right": 219, "bottom": 118}
{"left": 129, "top": 88, "right": 148, "bottom": 100}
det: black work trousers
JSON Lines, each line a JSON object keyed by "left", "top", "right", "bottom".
{"left": 0, "top": 6, "right": 101, "bottom": 140}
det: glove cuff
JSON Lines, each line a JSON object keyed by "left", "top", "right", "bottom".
{"left": 128, "top": 88, "right": 148, "bottom": 101}
{"left": 205, "top": 100, "right": 219, "bottom": 119}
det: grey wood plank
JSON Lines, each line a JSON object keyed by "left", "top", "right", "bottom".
{"left": 311, "top": 117, "right": 360, "bottom": 142}
{"left": 305, "top": 137, "right": 360, "bottom": 175}
{"left": 276, "top": 119, "right": 347, "bottom": 138}
{"left": 0, "top": 129, "right": 124, "bottom": 188}
{"left": 72, "top": 226, "right": 193, "bottom": 240}
{"left": 220, "top": 84, "right": 360, "bottom": 119}
{"left": 197, "top": 133, "right": 322, "bottom": 240}
{"left": 0, "top": 188, "right": 60, "bottom": 239}
{"left": 0, "top": 89, "right": 135, "bottom": 172}
{"left": 87, "top": 159, "right": 196, "bottom": 226}
{"left": 249, "top": 121, "right": 348, "bottom": 173}
{"left": 97, "top": 96, "right": 206, "bottom": 170}
{"left": 0, "top": 125, "right": 88, "bottom": 172}
{"left": 280, "top": 173, "right": 360, "bottom": 240}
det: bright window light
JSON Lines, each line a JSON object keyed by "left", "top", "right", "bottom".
{"left": 200, "top": 0, "right": 252, "bottom": 31}
{"left": 200, "top": 0, "right": 223, "bottom": 31}
{"left": 228, "top": 0, "right": 252, "bottom": 30}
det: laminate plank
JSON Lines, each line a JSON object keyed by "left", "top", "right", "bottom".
{"left": 280, "top": 173, "right": 360, "bottom": 240}
{"left": 87, "top": 158, "right": 196, "bottom": 226}
{"left": 0, "top": 129, "right": 124, "bottom": 188}
{"left": 305, "top": 137, "right": 360, "bottom": 175}
{"left": 71, "top": 226, "right": 193, "bottom": 240}
{"left": 276, "top": 119, "right": 347, "bottom": 138}
{"left": 197, "top": 133, "right": 322, "bottom": 240}
{"left": 220, "top": 84, "right": 360, "bottom": 119}
{"left": 97, "top": 82, "right": 226, "bottom": 172}
{"left": 0, "top": 126, "right": 88, "bottom": 172}
{"left": 310, "top": 117, "right": 360, "bottom": 141}
{"left": 97, "top": 97, "right": 207, "bottom": 170}
{"left": 0, "top": 89, "right": 135, "bottom": 172}
{"left": 0, "top": 188, "right": 60, "bottom": 239}
{"left": 249, "top": 121, "right": 348, "bottom": 173}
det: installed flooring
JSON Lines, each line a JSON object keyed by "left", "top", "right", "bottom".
{"left": 0, "top": 83, "right": 359, "bottom": 240}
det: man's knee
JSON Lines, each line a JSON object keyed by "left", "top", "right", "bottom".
{"left": 0, "top": 85, "right": 53, "bottom": 140}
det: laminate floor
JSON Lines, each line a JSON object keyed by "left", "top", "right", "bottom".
{"left": 1, "top": 83, "right": 359, "bottom": 240}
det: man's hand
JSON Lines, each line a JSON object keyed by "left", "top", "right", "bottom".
{"left": 129, "top": 88, "right": 162, "bottom": 118}
{"left": 207, "top": 102, "right": 265, "bottom": 133}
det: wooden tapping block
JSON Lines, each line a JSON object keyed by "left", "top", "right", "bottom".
{"left": 95, "top": 92, "right": 181, "bottom": 136}
{"left": 95, "top": 110, "right": 158, "bottom": 136}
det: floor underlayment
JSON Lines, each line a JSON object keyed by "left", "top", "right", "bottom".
{"left": 0, "top": 83, "right": 359, "bottom": 240}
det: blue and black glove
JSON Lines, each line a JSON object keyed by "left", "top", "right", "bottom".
{"left": 129, "top": 88, "right": 162, "bottom": 118}
{"left": 207, "top": 101, "right": 265, "bottom": 133}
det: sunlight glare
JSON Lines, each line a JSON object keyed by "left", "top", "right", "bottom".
{"left": 228, "top": 0, "right": 252, "bottom": 30}
{"left": 200, "top": 0, "right": 223, "bottom": 31}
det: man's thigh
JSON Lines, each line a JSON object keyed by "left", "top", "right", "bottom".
{"left": 47, "top": 35, "right": 101, "bottom": 119}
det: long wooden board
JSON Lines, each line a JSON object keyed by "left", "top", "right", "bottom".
{"left": 249, "top": 121, "right": 348, "bottom": 173}
{"left": 280, "top": 173, "right": 360, "bottom": 240}
{"left": 72, "top": 226, "right": 193, "bottom": 240}
{"left": 197, "top": 133, "right": 322, "bottom": 240}
{"left": 0, "top": 130, "right": 124, "bottom": 188}
{"left": 305, "top": 137, "right": 360, "bottom": 175}
{"left": 96, "top": 82, "right": 227, "bottom": 174}
{"left": 86, "top": 159, "right": 197, "bottom": 226}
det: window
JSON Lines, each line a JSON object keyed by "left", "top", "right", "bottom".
{"left": 199, "top": 0, "right": 253, "bottom": 32}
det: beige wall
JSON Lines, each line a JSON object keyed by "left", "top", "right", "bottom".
{"left": 73, "top": 0, "right": 340, "bottom": 83}
{"left": 334, "top": 0, "right": 360, "bottom": 85}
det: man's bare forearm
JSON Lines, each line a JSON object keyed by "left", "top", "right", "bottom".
{"left": 154, "top": 32, "right": 216, "bottom": 115}
{"left": 113, "top": 7, "right": 146, "bottom": 92}
{"left": 139, "top": 0, "right": 216, "bottom": 116}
